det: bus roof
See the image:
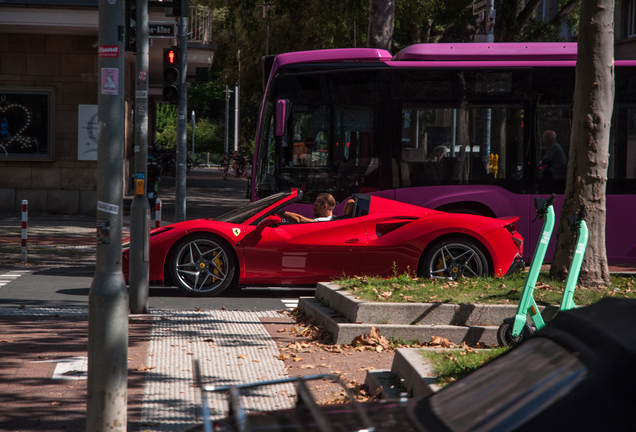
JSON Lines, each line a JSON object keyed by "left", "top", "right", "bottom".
{"left": 392, "top": 42, "right": 578, "bottom": 61}
{"left": 272, "top": 48, "right": 392, "bottom": 71}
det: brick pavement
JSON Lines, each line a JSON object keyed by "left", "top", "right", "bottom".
{"left": 0, "top": 313, "right": 152, "bottom": 431}
{"left": 260, "top": 316, "right": 394, "bottom": 404}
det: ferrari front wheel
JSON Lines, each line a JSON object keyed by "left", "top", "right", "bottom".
{"left": 421, "top": 237, "right": 488, "bottom": 280}
{"left": 169, "top": 234, "right": 236, "bottom": 296}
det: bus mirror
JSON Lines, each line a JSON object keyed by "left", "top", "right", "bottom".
{"left": 275, "top": 99, "right": 291, "bottom": 137}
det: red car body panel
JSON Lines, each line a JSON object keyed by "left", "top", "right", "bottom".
{"left": 122, "top": 189, "right": 523, "bottom": 286}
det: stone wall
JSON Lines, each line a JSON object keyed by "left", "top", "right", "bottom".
{"left": 0, "top": 33, "right": 133, "bottom": 215}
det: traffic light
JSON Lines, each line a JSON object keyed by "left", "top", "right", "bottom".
{"left": 125, "top": 0, "right": 137, "bottom": 52}
{"left": 166, "top": 0, "right": 189, "bottom": 17}
{"left": 163, "top": 47, "right": 180, "bottom": 104}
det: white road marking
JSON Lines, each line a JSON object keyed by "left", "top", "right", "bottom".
{"left": 281, "top": 299, "right": 299, "bottom": 309}
{"left": 0, "top": 271, "right": 28, "bottom": 285}
{"left": 32, "top": 356, "right": 88, "bottom": 380}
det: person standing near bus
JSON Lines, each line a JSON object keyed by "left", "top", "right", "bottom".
{"left": 540, "top": 130, "right": 567, "bottom": 178}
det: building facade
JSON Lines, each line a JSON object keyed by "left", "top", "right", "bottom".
{"left": 0, "top": 0, "right": 214, "bottom": 215}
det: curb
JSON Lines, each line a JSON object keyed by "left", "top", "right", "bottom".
{"left": 314, "top": 282, "right": 558, "bottom": 326}
{"left": 298, "top": 296, "right": 500, "bottom": 345}
{"left": 364, "top": 349, "right": 441, "bottom": 400}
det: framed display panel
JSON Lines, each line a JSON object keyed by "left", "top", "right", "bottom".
{"left": 0, "top": 87, "right": 55, "bottom": 161}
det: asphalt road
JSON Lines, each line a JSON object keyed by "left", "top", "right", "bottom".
{"left": 0, "top": 168, "right": 315, "bottom": 311}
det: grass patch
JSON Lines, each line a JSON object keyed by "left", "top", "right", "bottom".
{"left": 421, "top": 347, "right": 509, "bottom": 387}
{"left": 334, "top": 272, "right": 636, "bottom": 306}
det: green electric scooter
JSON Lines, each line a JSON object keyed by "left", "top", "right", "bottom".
{"left": 496, "top": 196, "right": 589, "bottom": 347}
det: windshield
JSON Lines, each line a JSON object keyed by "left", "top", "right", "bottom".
{"left": 213, "top": 190, "right": 292, "bottom": 224}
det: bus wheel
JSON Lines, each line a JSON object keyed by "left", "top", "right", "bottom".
{"left": 421, "top": 237, "right": 488, "bottom": 280}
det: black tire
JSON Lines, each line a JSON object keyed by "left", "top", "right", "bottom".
{"left": 421, "top": 237, "right": 488, "bottom": 280}
{"left": 497, "top": 320, "right": 534, "bottom": 347}
{"left": 163, "top": 159, "right": 176, "bottom": 177}
{"left": 168, "top": 234, "right": 236, "bottom": 296}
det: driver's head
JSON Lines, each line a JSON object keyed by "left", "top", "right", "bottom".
{"left": 313, "top": 193, "right": 336, "bottom": 218}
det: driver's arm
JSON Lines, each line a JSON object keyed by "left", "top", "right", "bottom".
{"left": 276, "top": 210, "right": 315, "bottom": 223}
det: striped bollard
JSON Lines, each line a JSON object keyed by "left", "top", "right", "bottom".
{"left": 155, "top": 198, "right": 162, "bottom": 228}
{"left": 21, "top": 200, "right": 28, "bottom": 263}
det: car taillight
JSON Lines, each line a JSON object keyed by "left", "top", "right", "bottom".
{"left": 505, "top": 221, "right": 517, "bottom": 235}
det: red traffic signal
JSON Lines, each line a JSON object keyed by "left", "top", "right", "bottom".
{"left": 164, "top": 48, "right": 178, "bottom": 65}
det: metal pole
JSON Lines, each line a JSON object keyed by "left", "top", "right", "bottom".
{"left": 191, "top": 110, "right": 195, "bottom": 157}
{"left": 265, "top": 16, "right": 270, "bottom": 56}
{"left": 223, "top": 85, "right": 233, "bottom": 179}
{"left": 129, "top": 0, "right": 150, "bottom": 315}
{"left": 87, "top": 0, "right": 128, "bottom": 429}
{"left": 234, "top": 85, "right": 239, "bottom": 152}
{"left": 175, "top": 16, "right": 188, "bottom": 222}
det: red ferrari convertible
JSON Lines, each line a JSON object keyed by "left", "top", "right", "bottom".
{"left": 122, "top": 189, "right": 524, "bottom": 296}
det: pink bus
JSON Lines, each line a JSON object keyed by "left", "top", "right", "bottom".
{"left": 251, "top": 43, "right": 636, "bottom": 265}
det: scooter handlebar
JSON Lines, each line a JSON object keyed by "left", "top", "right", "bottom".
{"left": 533, "top": 193, "right": 557, "bottom": 216}
{"left": 567, "top": 204, "right": 587, "bottom": 231}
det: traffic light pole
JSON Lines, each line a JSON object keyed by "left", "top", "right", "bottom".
{"left": 129, "top": 0, "right": 150, "bottom": 314}
{"left": 87, "top": 0, "right": 128, "bottom": 429}
{"left": 175, "top": 16, "right": 188, "bottom": 222}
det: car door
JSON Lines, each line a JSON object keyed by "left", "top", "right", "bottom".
{"left": 242, "top": 218, "right": 368, "bottom": 285}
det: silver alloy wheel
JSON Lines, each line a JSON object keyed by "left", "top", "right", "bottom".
{"left": 428, "top": 242, "right": 485, "bottom": 280}
{"left": 174, "top": 238, "right": 229, "bottom": 293}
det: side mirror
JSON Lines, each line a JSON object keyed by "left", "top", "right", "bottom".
{"left": 255, "top": 215, "right": 281, "bottom": 234}
{"left": 275, "top": 99, "right": 291, "bottom": 137}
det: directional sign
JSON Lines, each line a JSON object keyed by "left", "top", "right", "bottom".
{"left": 473, "top": 0, "right": 488, "bottom": 15}
{"left": 149, "top": 22, "right": 176, "bottom": 38}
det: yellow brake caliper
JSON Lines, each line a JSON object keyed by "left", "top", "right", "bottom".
{"left": 211, "top": 251, "right": 224, "bottom": 282}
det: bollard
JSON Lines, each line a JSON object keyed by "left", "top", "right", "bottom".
{"left": 21, "top": 200, "right": 27, "bottom": 263}
{"left": 155, "top": 198, "right": 162, "bottom": 228}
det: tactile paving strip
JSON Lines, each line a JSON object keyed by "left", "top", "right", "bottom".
{"left": 140, "top": 310, "right": 294, "bottom": 431}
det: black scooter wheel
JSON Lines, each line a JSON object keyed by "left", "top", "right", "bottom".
{"left": 497, "top": 320, "right": 534, "bottom": 347}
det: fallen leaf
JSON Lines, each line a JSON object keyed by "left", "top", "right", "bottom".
{"left": 292, "top": 357, "right": 303, "bottom": 362}
{"left": 51, "top": 401, "right": 61, "bottom": 405}
{"left": 137, "top": 366, "right": 156, "bottom": 372}
{"left": 203, "top": 338, "right": 215, "bottom": 343}
{"left": 277, "top": 328, "right": 287, "bottom": 333}
{"left": 300, "top": 364, "right": 316, "bottom": 369}
{"left": 276, "top": 354, "right": 290, "bottom": 361}
{"left": 237, "top": 354, "right": 248, "bottom": 359}
{"left": 252, "top": 359, "right": 261, "bottom": 363}
{"left": 195, "top": 307, "right": 201, "bottom": 311}
{"left": 221, "top": 306, "right": 226, "bottom": 310}
{"left": 430, "top": 336, "right": 454, "bottom": 348}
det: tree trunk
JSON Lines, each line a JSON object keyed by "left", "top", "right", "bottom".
{"left": 549, "top": 0, "right": 614, "bottom": 287}
{"left": 367, "top": 0, "right": 395, "bottom": 51}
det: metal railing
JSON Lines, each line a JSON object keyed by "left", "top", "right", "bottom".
{"left": 188, "top": 6, "right": 212, "bottom": 45}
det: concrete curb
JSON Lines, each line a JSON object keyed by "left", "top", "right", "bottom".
{"left": 391, "top": 348, "right": 440, "bottom": 398}
{"left": 364, "top": 349, "right": 441, "bottom": 400}
{"left": 315, "top": 282, "right": 558, "bottom": 326}
{"left": 299, "top": 296, "right": 500, "bottom": 345}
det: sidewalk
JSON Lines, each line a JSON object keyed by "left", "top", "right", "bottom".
{"left": 0, "top": 306, "right": 393, "bottom": 431}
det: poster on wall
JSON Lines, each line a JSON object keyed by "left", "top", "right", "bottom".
{"left": 78, "top": 104, "right": 98, "bottom": 161}
{"left": 0, "top": 87, "right": 54, "bottom": 161}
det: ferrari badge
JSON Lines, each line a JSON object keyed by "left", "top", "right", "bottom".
{"left": 232, "top": 228, "right": 241, "bottom": 236}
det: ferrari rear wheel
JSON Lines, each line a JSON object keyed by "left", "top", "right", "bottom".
{"left": 421, "top": 237, "right": 488, "bottom": 280}
{"left": 169, "top": 234, "right": 236, "bottom": 296}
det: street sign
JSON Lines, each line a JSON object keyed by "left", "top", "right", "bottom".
{"left": 149, "top": 22, "right": 176, "bottom": 38}
{"left": 473, "top": 0, "right": 488, "bottom": 15}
